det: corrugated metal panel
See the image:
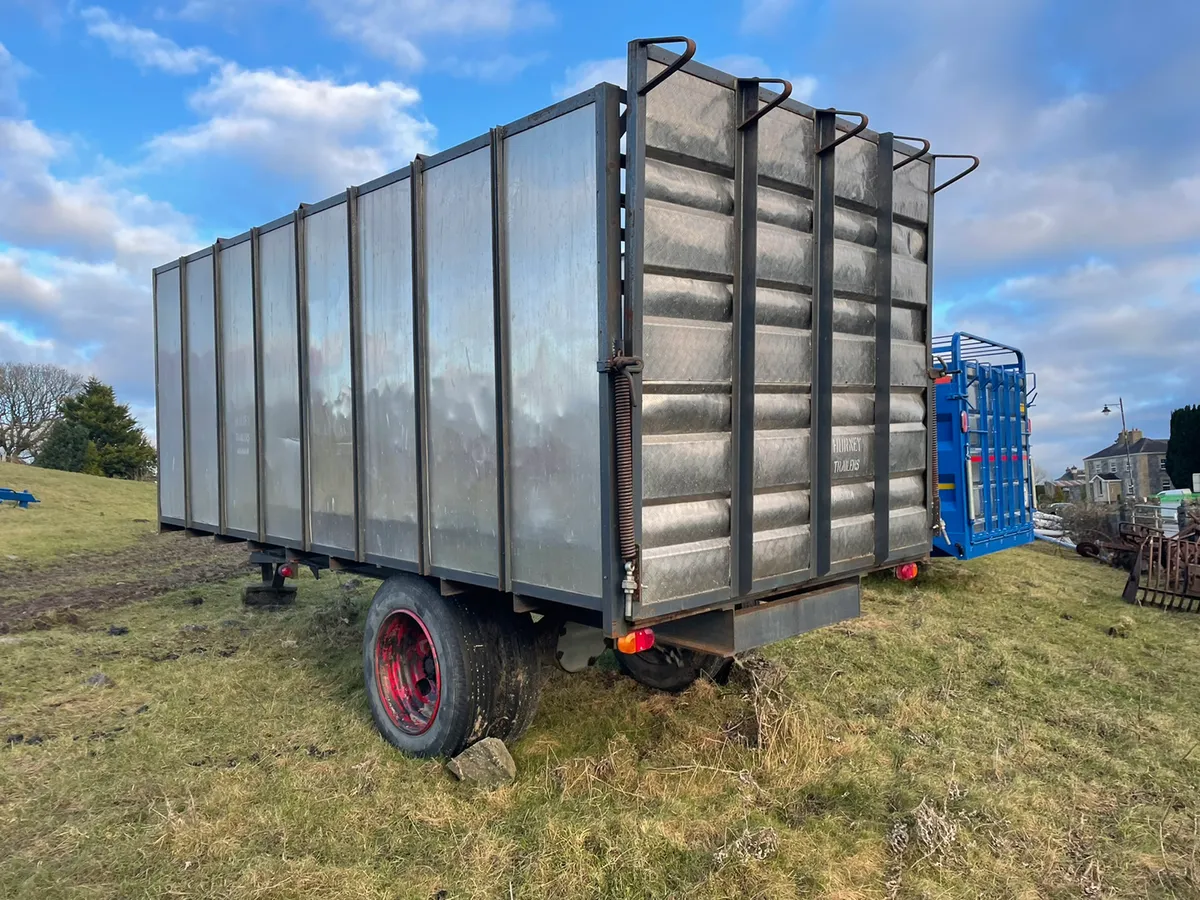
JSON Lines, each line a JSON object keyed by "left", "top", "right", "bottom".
{"left": 359, "top": 178, "right": 420, "bottom": 565}
{"left": 637, "top": 61, "right": 741, "bottom": 604}
{"left": 303, "top": 202, "right": 356, "bottom": 553}
{"left": 630, "top": 48, "right": 934, "bottom": 608}
{"left": 155, "top": 268, "right": 185, "bottom": 520}
{"left": 185, "top": 256, "right": 219, "bottom": 528}
{"left": 154, "top": 89, "right": 616, "bottom": 612}
{"left": 258, "top": 223, "right": 303, "bottom": 544}
{"left": 504, "top": 104, "right": 603, "bottom": 597}
{"left": 218, "top": 240, "right": 257, "bottom": 534}
{"left": 423, "top": 148, "right": 498, "bottom": 578}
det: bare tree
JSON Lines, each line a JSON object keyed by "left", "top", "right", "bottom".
{"left": 0, "top": 363, "right": 85, "bottom": 461}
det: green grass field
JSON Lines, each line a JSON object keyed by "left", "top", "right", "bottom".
{"left": 3, "top": 471, "right": 1200, "bottom": 898}
{"left": 0, "top": 463, "right": 158, "bottom": 567}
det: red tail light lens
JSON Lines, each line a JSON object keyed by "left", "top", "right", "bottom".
{"left": 895, "top": 562, "right": 919, "bottom": 582}
{"left": 279, "top": 564, "right": 295, "bottom": 579}
{"left": 616, "top": 628, "right": 655, "bottom": 654}
{"left": 961, "top": 411, "right": 969, "bottom": 433}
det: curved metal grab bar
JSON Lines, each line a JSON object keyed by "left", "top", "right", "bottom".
{"left": 738, "top": 78, "right": 792, "bottom": 130}
{"left": 931, "top": 153, "right": 980, "bottom": 193}
{"left": 817, "top": 109, "right": 869, "bottom": 153}
{"left": 631, "top": 36, "right": 698, "bottom": 96}
{"left": 892, "top": 135, "right": 931, "bottom": 171}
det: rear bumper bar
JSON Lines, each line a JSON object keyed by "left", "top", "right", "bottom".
{"left": 652, "top": 579, "right": 860, "bottom": 656}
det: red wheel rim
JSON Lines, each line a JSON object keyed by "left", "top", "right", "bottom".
{"left": 374, "top": 610, "right": 441, "bottom": 735}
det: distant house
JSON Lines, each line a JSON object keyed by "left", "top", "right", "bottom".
{"left": 1047, "top": 465, "right": 1087, "bottom": 503}
{"left": 1083, "top": 429, "right": 1174, "bottom": 502}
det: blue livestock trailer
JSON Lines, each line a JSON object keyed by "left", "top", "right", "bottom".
{"left": 932, "top": 333, "right": 1035, "bottom": 560}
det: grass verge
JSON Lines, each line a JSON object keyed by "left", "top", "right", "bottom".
{"left": 3, "top": 544, "right": 1200, "bottom": 898}
{"left": 0, "top": 465, "right": 158, "bottom": 568}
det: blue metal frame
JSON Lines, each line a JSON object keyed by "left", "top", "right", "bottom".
{"left": 932, "top": 332, "right": 1035, "bottom": 560}
{"left": 0, "top": 488, "right": 39, "bottom": 508}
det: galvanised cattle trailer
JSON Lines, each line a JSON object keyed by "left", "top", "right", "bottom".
{"left": 152, "top": 37, "right": 978, "bottom": 757}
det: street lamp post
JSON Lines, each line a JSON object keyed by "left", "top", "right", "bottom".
{"left": 1101, "top": 398, "right": 1137, "bottom": 500}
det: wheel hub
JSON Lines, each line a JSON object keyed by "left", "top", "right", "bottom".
{"left": 374, "top": 610, "right": 441, "bottom": 735}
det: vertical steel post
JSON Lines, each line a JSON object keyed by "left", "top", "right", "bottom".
{"left": 490, "top": 126, "right": 513, "bottom": 592}
{"left": 981, "top": 375, "right": 993, "bottom": 531}
{"left": 410, "top": 156, "right": 432, "bottom": 575}
{"left": 347, "top": 185, "right": 366, "bottom": 561}
{"left": 152, "top": 271, "right": 163, "bottom": 525}
{"left": 250, "top": 226, "right": 267, "bottom": 542}
{"left": 179, "top": 255, "right": 192, "bottom": 530}
{"left": 924, "top": 160, "right": 937, "bottom": 535}
{"left": 213, "top": 243, "right": 227, "bottom": 535}
{"left": 812, "top": 110, "right": 838, "bottom": 578}
{"left": 624, "top": 41, "right": 651, "bottom": 575}
{"left": 595, "top": 84, "right": 623, "bottom": 635}
{"left": 873, "top": 134, "right": 895, "bottom": 565}
{"left": 293, "top": 207, "right": 312, "bottom": 552}
{"left": 732, "top": 79, "right": 760, "bottom": 597}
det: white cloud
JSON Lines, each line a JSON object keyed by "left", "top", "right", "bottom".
{"left": 0, "top": 42, "right": 31, "bottom": 116}
{"left": 939, "top": 159, "right": 1200, "bottom": 267}
{"left": 310, "top": 0, "right": 553, "bottom": 69}
{"left": 807, "top": 0, "right": 1200, "bottom": 469}
{"left": 0, "top": 119, "right": 195, "bottom": 263}
{"left": 443, "top": 52, "right": 547, "bottom": 83}
{"left": 741, "top": 0, "right": 797, "bottom": 34}
{"left": 81, "top": 6, "right": 222, "bottom": 74}
{"left": 0, "top": 118, "right": 200, "bottom": 420}
{"left": 146, "top": 64, "right": 435, "bottom": 192}
{"left": 553, "top": 57, "right": 624, "bottom": 100}
{"left": 0, "top": 320, "right": 57, "bottom": 358}
{"left": 938, "top": 253, "right": 1200, "bottom": 473}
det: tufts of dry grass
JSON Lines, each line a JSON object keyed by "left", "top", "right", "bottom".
{"left": 3, "top": 540, "right": 1200, "bottom": 898}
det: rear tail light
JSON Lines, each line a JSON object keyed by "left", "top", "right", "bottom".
{"left": 961, "top": 412, "right": 969, "bottom": 433}
{"left": 279, "top": 564, "right": 295, "bottom": 579}
{"left": 895, "top": 562, "right": 919, "bottom": 582}
{"left": 616, "top": 628, "right": 655, "bottom": 654}
{"left": 1026, "top": 418, "right": 1033, "bottom": 434}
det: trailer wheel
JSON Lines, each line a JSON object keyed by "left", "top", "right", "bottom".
{"left": 483, "top": 610, "right": 543, "bottom": 744}
{"left": 615, "top": 645, "right": 731, "bottom": 693}
{"left": 363, "top": 576, "right": 536, "bottom": 758}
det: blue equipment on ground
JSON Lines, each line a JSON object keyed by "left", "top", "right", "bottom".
{"left": 932, "top": 333, "right": 1035, "bottom": 560}
{"left": 0, "top": 487, "right": 40, "bottom": 509}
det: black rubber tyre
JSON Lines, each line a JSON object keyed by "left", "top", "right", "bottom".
{"left": 480, "top": 608, "right": 542, "bottom": 744}
{"left": 615, "top": 645, "right": 731, "bottom": 693}
{"left": 362, "top": 576, "right": 541, "bottom": 758}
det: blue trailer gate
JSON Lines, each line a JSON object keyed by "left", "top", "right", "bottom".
{"left": 932, "top": 333, "right": 1035, "bottom": 560}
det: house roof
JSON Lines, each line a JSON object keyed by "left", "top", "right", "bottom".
{"left": 1084, "top": 437, "right": 1168, "bottom": 461}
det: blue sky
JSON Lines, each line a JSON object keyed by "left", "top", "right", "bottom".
{"left": 1, "top": 0, "right": 1198, "bottom": 477}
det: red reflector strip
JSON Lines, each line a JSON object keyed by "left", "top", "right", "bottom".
{"left": 935, "top": 376, "right": 952, "bottom": 384}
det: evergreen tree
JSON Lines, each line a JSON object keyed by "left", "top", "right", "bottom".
{"left": 33, "top": 421, "right": 90, "bottom": 472}
{"left": 1166, "top": 405, "right": 1200, "bottom": 492}
{"left": 58, "top": 378, "right": 156, "bottom": 479}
